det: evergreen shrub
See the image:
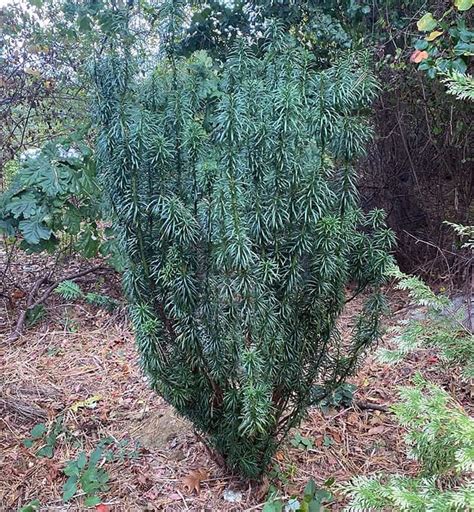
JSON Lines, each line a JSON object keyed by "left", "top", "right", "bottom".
{"left": 93, "top": 10, "right": 394, "bottom": 477}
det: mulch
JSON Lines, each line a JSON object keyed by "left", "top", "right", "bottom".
{"left": 0, "top": 254, "right": 471, "bottom": 511}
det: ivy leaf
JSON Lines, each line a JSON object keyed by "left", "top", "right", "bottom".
{"left": 410, "top": 50, "right": 429, "bottom": 63}
{"left": 417, "top": 13, "right": 437, "bottom": 32}
{"left": 19, "top": 216, "right": 52, "bottom": 244}
{"left": 454, "top": 0, "right": 473, "bottom": 11}
{"left": 425, "top": 31, "right": 443, "bottom": 41}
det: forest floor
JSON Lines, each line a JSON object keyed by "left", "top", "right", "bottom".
{"left": 1, "top": 255, "right": 472, "bottom": 511}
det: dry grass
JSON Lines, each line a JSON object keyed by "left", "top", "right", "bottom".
{"left": 0, "top": 255, "right": 470, "bottom": 511}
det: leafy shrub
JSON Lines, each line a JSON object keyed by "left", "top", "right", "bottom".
{"left": 93, "top": 7, "right": 394, "bottom": 477}
{"left": 344, "top": 376, "right": 474, "bottom": 511}
{"left": 0, "top": 138, "right": 125, "bottom": 271}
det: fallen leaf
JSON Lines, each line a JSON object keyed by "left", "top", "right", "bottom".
{"left": 347, "top": 412, "right": 359, "bottom": 425}
{"left": 182, "top": 468, "right": 208, "bottom": 495}
{"left": 95, "top": 505, "right": 109, "bottom": 512}
{"left": 417, "top": 12, "right": 437, "bottom": 32}
{"left": 274, "top": 451, "right": 285, "bottom": 461}
{"left": 70, "top": 395, "right": 102, "bottom": 412}
{"left": 11, "top": 289, "right": 26, "bottom": 300}
{"left": 256, "top": 476, "right": 270, "bottom": 501}
{"left": 367, "top": 425, "right": 386, "bottom": 436}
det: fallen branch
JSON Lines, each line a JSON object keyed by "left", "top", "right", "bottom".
{"left": 0, "top": 397, "right": 47, "bottom": 421}
{"left": 7, "top": 264, "right": 106, "bottom": 343}
{"left": 354, "top": 400, "right": 389, "bottom": 413}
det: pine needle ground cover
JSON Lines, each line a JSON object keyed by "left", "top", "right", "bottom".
{"left": 94, "top": 15, "right": 394, "bottom": 477}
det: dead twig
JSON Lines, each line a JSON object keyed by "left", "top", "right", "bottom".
{"left": 0, "top": 397, "right": 47, "bottom": 421}
{"left": 7, "top": 264, "right": 106, "bottom": 343}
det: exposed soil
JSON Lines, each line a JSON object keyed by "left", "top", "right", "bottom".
{"left": 0, "top": 254, "right": 471, "bottom": 511}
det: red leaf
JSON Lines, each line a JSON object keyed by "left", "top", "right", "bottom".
{"left": 410, "top": 50, "right": 429, "bottom": 63}
{"left": 95, "top": 505, "right": 109, "bottom": 512}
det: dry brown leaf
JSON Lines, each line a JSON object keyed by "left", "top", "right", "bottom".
{"left": 11, "top": 289, "right": 26, "bottom": 302}
{"left": 274, "top": 451, "right": 285, "bottom": 461}
{"left": 347, "top": 412, "right": 359, "bottom": 425}
{"left": 367, "top": 425, "right": 385, "bottom": 436}
{"left": 182, "top": 468, "right": 208, "bottom": 495}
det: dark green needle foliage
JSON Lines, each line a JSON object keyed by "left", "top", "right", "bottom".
{"left": 93, "top": 4, "right": 394, "bottom": 478}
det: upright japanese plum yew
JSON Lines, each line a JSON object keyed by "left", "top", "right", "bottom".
{"left": 94, "top": 12, "right": 394, "bottom": 477}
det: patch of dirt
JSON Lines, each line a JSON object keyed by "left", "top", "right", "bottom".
{"left": 134, "top": 409, "right": 192, "bottom": 451}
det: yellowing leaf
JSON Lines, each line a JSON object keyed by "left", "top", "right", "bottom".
{"left": 426, "top": 30, "right": 443, "bottom": 41}
{"left": 70, "top": 394, "right": 102, "bottom": 412}
{"left": 417, "top": 13, "right": 437, "bottom": 32}
{"left": 454, "top": 0, "right": 473, "bottom": 11}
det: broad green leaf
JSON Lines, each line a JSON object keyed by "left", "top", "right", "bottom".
{"left": 36, "top": 444, "right": 54, "bottom": 458}
{"left": 31, "top": 423, "right": 47, "bottom": 439}
{"left": 262, "top": 501, "right": 283, "bottom": 512}
{"left": 23, "top": 439, "right": 34, "bottom": 448}
{"left": 19, "top": 216, "right": 52, "bottom": 244}
{"left": 454, "top": 41, "right": 474, "bottom": 55}
{"left": 414, "top": 39, "right": 429, "bottom": 50}
{"left": 62, "top": 204, "right": 82, "bottom": 235}
{"left": 88, "top": 446, "right": 103, "bottom": 466}
{"left": 84, "top": 495, "right": 102, "bottom": 507}
{"left": 76, "top": 228, "right": 100, "bottom": 258}
{"left": 64, "top": 461, "right": 80, "bottom": 477}
{"left": 454, "top": 0, "right": 473, "bottom": 11}
{"left": 19, "top": 499, "right": 40, "bottom": 512}
{"left": 417, "top": 13, "right": 437, "bottom": 32}
{"left": 77, "top": 451, "right": 87, "bottom": 470}
{"left": 21, "top": 157, "right": 72, "bottom": 196}
{"left": 6, "top": 192, "right": 37, "bottom": 218}
{"left": 62, "top": 475, "right": 78, "bottom": 501}
{"left": 304, "top": 479, "right": 317, "bottom": 499}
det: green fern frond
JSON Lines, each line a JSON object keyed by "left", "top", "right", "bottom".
{"left": 55, "top": 280, "right": 83, "bottom": 300}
